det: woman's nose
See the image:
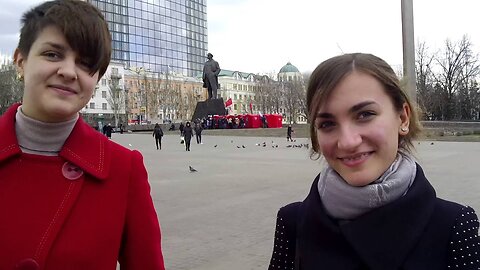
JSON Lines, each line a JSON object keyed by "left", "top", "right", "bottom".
{"left": 57, "top": 58, "right": 78, "bottom": 81}
{"left": 337, "top": 125, "right": 362, "bottom": 150}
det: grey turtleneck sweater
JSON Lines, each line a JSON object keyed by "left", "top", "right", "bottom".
{"left": 15, "top": 106, "right": 78, "bottom": 156}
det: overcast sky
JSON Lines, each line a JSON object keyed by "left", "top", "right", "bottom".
{"left": 1, "top": 0, "right": 479, "bottom": 75}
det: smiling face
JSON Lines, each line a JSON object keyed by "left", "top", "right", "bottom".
{"left": 314, "top": 71, "right": 410, "bottom": 186}
{"left": 15, "top": 25, "right": 99, "bottom": 123}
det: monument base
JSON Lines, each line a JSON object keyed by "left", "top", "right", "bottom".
{"left": 192, "top": 98, "right": 226, "bottom": 121}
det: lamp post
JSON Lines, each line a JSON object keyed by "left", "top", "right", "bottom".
{"left": 401, "top": 0, "right": 416, "bottom": 103}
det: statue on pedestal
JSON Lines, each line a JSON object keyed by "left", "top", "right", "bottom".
{"left": 202, "top": 53, "right": 221, "bottom": 100}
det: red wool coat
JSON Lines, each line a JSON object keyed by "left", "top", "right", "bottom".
{"left": 0, "top": 104, "right": 165, "bottom": 270}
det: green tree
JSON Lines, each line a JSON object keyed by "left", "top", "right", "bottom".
{"left": 0, "top": 63, "right": 24, "bottom": 115}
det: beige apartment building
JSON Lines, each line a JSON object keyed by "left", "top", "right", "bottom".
{"left": 124, "top": 70, "right": 205, "bottom": 124}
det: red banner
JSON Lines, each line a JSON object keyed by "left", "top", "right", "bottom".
{"left": 225, "top": 98, "right": 233, "bottom": 107}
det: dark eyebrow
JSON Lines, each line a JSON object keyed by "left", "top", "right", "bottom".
{"left": 42, "top": 42, "right": 66, "bottom": 52}
{"left": 349, "top": 101, "right": 376, "bottom": 114}
{"left": 316, "top": 101, "right": 377, "bottom": 119}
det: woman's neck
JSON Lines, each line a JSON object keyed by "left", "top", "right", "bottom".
{"left": 15, "top": 106, "right": 78, "bottom": 156}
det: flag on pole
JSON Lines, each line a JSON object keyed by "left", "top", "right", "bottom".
{"left": 249, "top": 102, "right": 253, "bottom": 113}
{"left": 225, "top": 98, "right": 233, "bottom": 107}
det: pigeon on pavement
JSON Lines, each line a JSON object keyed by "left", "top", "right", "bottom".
{"left": 189, "top": 166, "right": 197, "bottom": 172}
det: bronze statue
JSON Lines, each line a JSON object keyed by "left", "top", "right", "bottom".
{"left": 202, "top": 53, "right": 221, "bottom": 99}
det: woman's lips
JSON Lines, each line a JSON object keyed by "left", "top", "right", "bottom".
{"left": 339, "top": 152, "right": 373, "bottom": 167}
{"left": 49, "top": 85, "right": 77, "bottom": 95}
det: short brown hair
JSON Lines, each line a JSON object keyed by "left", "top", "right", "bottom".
{"left": 307, "top": 53, "right": 421, "bottom": 158}
{"left": 17, "top": 0, "right": 111, "bottom": 78}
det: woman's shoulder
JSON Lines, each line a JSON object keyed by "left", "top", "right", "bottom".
{"left": 435, "top": 198, "right": 474, "bottom": 219}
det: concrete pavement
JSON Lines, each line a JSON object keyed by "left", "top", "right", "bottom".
{"left": 111, "top": 133, "right": 480, "bottom": 270}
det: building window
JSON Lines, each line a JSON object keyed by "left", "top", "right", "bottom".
{"left": 102, "top": 91, "right": 107, "bottom": 98}
{"left": 89, "top": 102, "right": 95, "bottom": 109}
{"left": 102, "top": 103, "right": 107, "bottom": 110}
{"left": 102, "top": 79, "right": 107, "bottom": 86}
{"left": 234, "top": 94, "right": 237, "bottom": 100}
{"left": 234, "top": 104, "right": 237, "bottom": 110}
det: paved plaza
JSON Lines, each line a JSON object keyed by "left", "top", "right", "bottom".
{"left": 111, "top": 132, "right": 480, "bottom": 270}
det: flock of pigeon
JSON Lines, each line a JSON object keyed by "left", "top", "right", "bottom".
{"left": 190, "top": 140, "right": 310, "bottom": 173}
{"left": 212, "top": 140, "right": 310, "bottom": 149}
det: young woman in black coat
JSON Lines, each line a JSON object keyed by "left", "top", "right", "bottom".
{"left": 152, "top": 123, "right": 163, "bottom": 150}
{"left": 268, "top": 53, "right": 480, "bottom": 270}
{"left": 183, "top": 121, "right": 193, "bottom": 151}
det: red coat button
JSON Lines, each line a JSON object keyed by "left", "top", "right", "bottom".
{"left": 62, "top": 162, "right": 84, "bottom": 180}
{"left": 15, "top": 258, "right": 39, "bottom": 270}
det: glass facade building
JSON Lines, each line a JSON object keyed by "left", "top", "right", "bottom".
{"left": 88, "top": 0, "right": 208, "bottom": 77}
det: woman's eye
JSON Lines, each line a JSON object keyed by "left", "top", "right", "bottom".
{"left": 43, "top": 51, "right": 61, "bottom": 59}
{"left": 358, "top": 111, "right": 375, "bottom": 120}
{"left": 78, "top": 60, "right": 94, "bottom": 71}
{"left": 316, "top": 120, "right": 335, "bottom": 130}
{"left": 79, "top": 61, "right": 91, "bottom": 69}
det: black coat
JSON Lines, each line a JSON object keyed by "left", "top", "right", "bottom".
{"left": 268, "top": 164, "right": 480, "bottom": 270}
{"left": 153, "top": 126, "right": 163, "bottom": 138}
{"left": 183, "top": 126, "right": 193, "bottom": 141}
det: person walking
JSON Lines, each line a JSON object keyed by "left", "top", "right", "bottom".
{"left": 179, "top": 122, "right": 184, "bottom": 136}
{"left": 194, "top": 122, "right": 203, "bottom": 144}
{"left": 0, "top": 1, "right": 165, "bottom": 268}
{"left": 104, "top": 123, "right": 113, "bottom": 139}
{"left": 286, "top": 124, "right": 294, "bottom": 142}
{"left": 268, "top": 53, "right": 480, "bottom": 269}
{"left": 152, "top": 123, "right": 164, "bottom": 150}
{"left": 183, "top": 121, "right": 193, "bottom": 151}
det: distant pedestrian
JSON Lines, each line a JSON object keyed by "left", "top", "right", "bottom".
{"left": 194, "top": 123, "right": 203, "bottom": 144}
{"left": 103, "top": 123, "right": 113, "bottom": 139}
{"left": 183, "top": 122, "right": 193, "bottom": 151}
{"left": 152, "top": 123, "right": 164, "bottom": 150}
{"left": 179, "top": 122, "right": 185, "bottom": 136}
{"left": 169, "top": 123, "right": 175, "bottom": 131}
{"left": 119, "top": 123, "right": 124, "bottom": 134}
{"left": 287, "top": 124, "right": 294, "bottom": 142}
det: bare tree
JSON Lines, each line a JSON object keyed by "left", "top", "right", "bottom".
{"left": 431, "top": 35, "right": 480, "bottom": 119}
{"left": 254, "top": 75, "right": 276, "bottom": 114}
{"left": 106, "top": 71, "right": 124, "bottom": 127}
{"left": 415, "top": 41, "right": 436, "bottom": 119}
{"left": 0, "top": 63, "right": 23, "bottom": 114}
{"left": 282, "top": 80, "right": 301, "bottom": 123}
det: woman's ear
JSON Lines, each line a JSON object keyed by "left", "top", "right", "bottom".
{"left": 399, "top": 102, "right": 411, "bottom": 135}
{"left": 13, "top": 48, "right": 25, "bottom": 76}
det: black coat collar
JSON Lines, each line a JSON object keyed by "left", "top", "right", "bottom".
{"left": 298, "top": 164, "right": 436, "bottom": 270}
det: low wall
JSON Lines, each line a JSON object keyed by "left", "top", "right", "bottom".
{"left": 124, "top": 121, "right": 480, "bottom": 138}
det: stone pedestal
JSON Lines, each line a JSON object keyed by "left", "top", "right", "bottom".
{"left": 191, "top": 98, "right": 226, "bottom": 121}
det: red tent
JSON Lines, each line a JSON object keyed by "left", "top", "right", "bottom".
{"left": 266, "top": 114, "right": 283, "bottom": 128}
{"left": 245, "top": 114, "right": 261, "bottom": 128}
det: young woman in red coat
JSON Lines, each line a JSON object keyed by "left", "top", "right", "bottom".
{"left": 268, "top": 53, "right": 480, "bottom": 269}
{"left": 0, "top": 1, "right": 165, "bottom": 269}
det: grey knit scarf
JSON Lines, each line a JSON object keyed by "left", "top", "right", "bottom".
{"left": 318, "top": 152, "right": 417, "bottom": 220}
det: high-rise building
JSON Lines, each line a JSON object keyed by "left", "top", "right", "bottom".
{"left": 88, "top": 0, "right": 208, "bottom": 77}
